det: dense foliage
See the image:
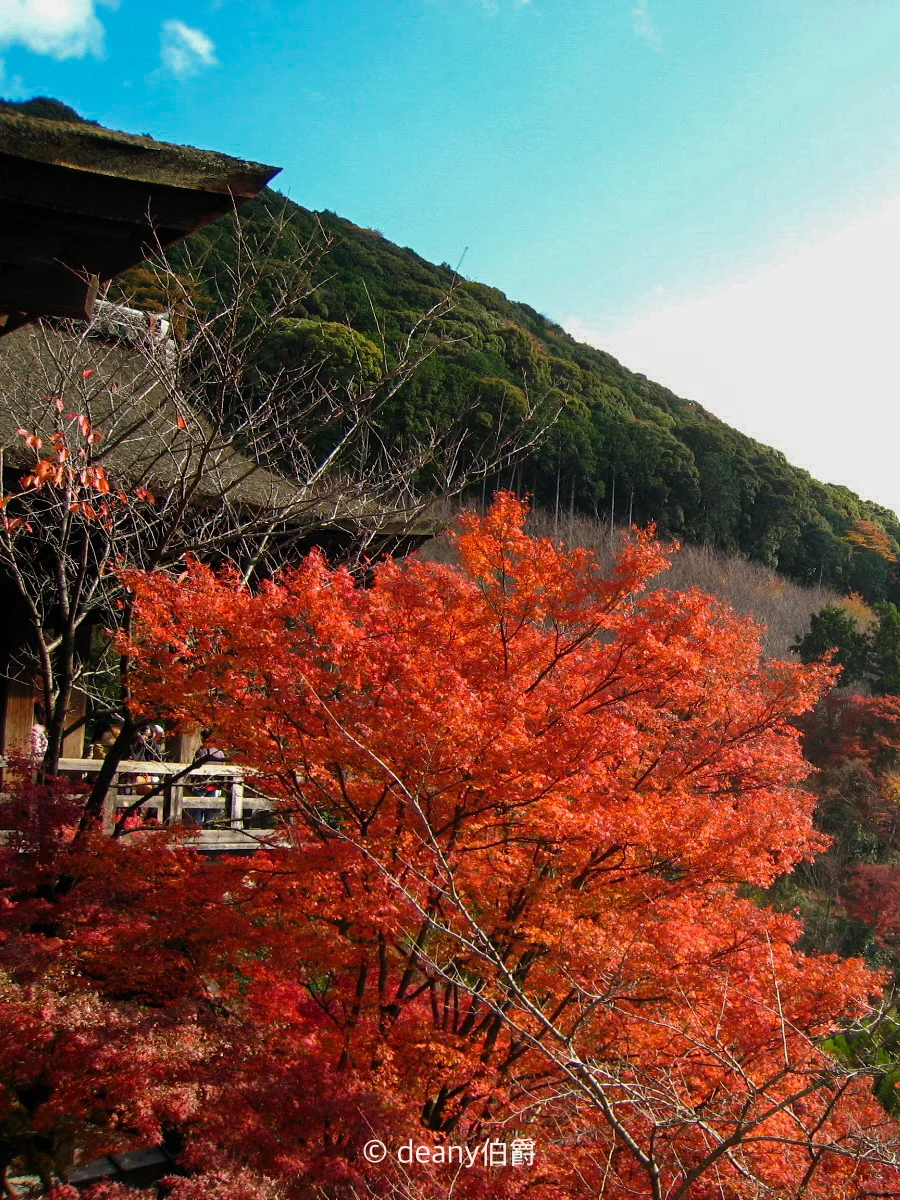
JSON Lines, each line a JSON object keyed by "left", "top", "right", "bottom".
{"left": 74, "top": 495, "right": 893, "bottom": 1199}
{"left": 796, "top": 600, "right": 900, "bottom": 693}
{"left": 792, "top": 692, "right": 900, "bottom": 959}
{"left": 5, "top": 501, "right": 899, "bottom": 1196}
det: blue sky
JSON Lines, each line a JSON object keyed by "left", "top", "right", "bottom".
{"left": 4, "top": 1, "right": 900, "bottom": 511}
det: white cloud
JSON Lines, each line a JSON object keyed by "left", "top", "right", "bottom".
{"left": 0, "top": 0, "right": 115, "bottom": 60}
{"left": 565, "top": 196, "right": 900, "bottom": 515}
{"left": 159, "top": 18, "right": 217, "bottom": 79}
{"left": 630, "top": 0, "right": 661, "bottom": 51}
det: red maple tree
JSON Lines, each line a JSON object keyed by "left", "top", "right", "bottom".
{"left": 3, "top": 496, "right": 898, "bottom": 1197}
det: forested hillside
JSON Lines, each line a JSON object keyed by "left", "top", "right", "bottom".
{"left": 8, "top": 95, "right": 900, "bottom": 602}
{"left": 162, "top": 189, "right": 900, "bottom": 603}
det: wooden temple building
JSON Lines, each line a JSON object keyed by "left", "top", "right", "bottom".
{"left": 0, "top": 103, "right": 280, "bottom": 768}
{"left": 1, "top": 104, "right": 438, "bottom": 848}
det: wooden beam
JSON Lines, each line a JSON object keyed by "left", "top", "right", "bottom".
{"left": 0, "top": 263, "right": 99, "bottom": 320}
{"left": 0, "top": 157, "right": 238, "bottom": 245}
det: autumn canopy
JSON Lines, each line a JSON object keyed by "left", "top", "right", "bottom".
{"left": 2, "top": 495, "right": 898, "bottom": 1198}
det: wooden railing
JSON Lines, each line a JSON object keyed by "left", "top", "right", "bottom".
{"left": 56, "top": 758, "right": 277, "bottom": 851}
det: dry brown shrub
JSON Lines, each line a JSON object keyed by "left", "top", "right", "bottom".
{"left": 418, "top": 504, "right": 834, "bottom": 660}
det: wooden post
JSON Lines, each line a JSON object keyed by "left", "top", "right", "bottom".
{"left": 227, "top": 771, "right": 244, "bottom": 829}
{"left": 101, "top": 769, "right": 118, "bottom": 835}
{"left": 162, "top": 772, "right": 184, "bottom": 824}
{"left": 61, "top": 690, "right": 87, "bottom": 758}
{"left": 171, "top": 773, "right": 184, "bottom": 824}
{"left": 169, "top": 724, "right": 201, "bottom": 764}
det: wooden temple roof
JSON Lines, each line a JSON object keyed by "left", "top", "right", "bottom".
{"left": 0, "top": 106, "right": 279, "bottom": 335}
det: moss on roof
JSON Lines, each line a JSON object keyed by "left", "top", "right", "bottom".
{"left": 0, "top": 323, "right": 300, "bottom": 508}
{"left": 0, "top": 323, "right": 442, "bottom": 549}
{"left": 0, "top": 107, "right": 279, "bottom": 197}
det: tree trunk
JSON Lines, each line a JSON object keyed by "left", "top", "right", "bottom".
{"left": 42, "top": 671, "right": 73, "bottom": 779}
{"left": 609, "top": 467, "right": 616, "bottom": 533}
{"left": 77, "top": 716, "right": 137, "bottom": 836}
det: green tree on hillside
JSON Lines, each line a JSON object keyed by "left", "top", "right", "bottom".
{"left": 256, "top": 318, "right": 383, "bottom": 389}
{"left": 796, "top": 599, "right": 900, "bottom": 696}
{"left": 795, "top": 605, "right": 870, "bottom": 685}
{"left": 872, "top": 603, "right": 900, "bottom": 695}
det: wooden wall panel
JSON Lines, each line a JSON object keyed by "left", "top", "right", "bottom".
{"left": 1, "top": 677, "right": 35, "bottom": 754}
